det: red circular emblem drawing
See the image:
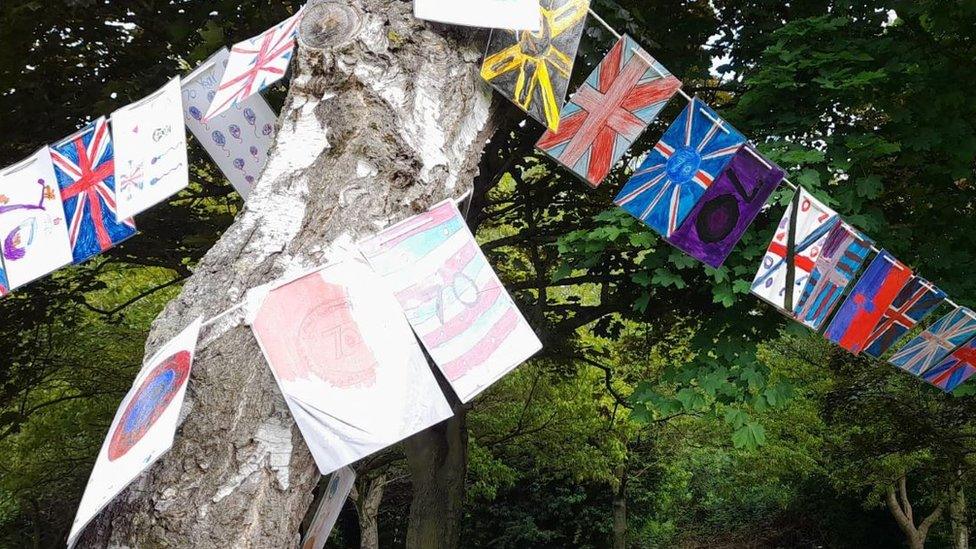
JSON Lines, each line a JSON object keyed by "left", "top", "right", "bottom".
{"left": 107, "top": 351, "right": 192, "bottom": 461}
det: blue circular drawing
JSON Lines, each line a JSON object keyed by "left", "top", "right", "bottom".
{"left": 665, "top": 146, "right": 702, "bottom": 183}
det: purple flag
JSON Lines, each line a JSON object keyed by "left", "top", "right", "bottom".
{"left": 667, "top": 144, "right": 785, "bottom": 268}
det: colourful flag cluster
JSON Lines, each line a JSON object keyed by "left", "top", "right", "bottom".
{"left": 471, "top": 0, "right": 976, "bottom": 392}
{"left": 0, "top": 10, "right": 301, "bottom": 300}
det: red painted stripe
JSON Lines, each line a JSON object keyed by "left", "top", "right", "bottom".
{"left": 425, "top": 285, "right": 503, "bottom": 348}
{"left": 767, "top": 242, "right": 816, "bottom": 272}
{"left": 442, "top": 309, "right": 520, "bottom": 381}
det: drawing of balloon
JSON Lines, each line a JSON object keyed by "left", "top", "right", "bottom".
{"left": 243, "top": 108, "right": 258, "bottom": 136}
{"left": 4, "top": 217, "right": 37, "bottom": 261}
{"left": 245, "top": 175, "right": 255, "bottom": 185}
{"left": 262, "top": 123, "right": 274, "bottom": 137}
{"left": 249, "top": 145, "right": 260, "bottom": 160}
{"left": 188, "top": 106, "right": 209, "bottom": 130}
{"left": 233, "top": 158, "right": 246, "bottom": 172}
{"left": 207, "top": 90, "right": 216, "bottom": 102}
{"left": 211, "top": 130, "right": 230, "bottom": 157}
{"left": 229, "top": 124, "right": 243, "bottom": 143}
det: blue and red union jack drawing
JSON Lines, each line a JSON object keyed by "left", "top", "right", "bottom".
{"left": 793, "top": 223, "right": 872, "bottom": 331}
{"left": 923, "top": 338, "right": 976, "bottom": 392}
{"left": 890, "top": 307, "right": 976, "bottom": 376}
{"left": 862, "top": 277, "right": 947, "bottom": 358}
{"left": 614, "top": 97, "right": 746, "bottom": 238}
{"left": 204, "top": 9, "right": 303, "bottom": 120}
{"left": 50, "top": 118, "right": 136, "bottom": 264}
{"left": 536, "top": 35, "right": 681, "bottom": 188}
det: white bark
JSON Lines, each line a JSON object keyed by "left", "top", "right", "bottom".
{"left": 78, "top": 1, "right": 496, "bottom": 546}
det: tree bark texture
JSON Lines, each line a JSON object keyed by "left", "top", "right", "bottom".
{"left": 79, "top": 1, "right": 496, "bottom": 546}
{"left": 950, "top": 479, "right": 969, "bottom": 549}
{"left": 612, "top": 464, "right": 627, "bottom": 549}
{"left": 352, "top": 473, "right": 386, "bottom": 549}
{"left": 885, "top": 476, "right": 943, "bottom": 549}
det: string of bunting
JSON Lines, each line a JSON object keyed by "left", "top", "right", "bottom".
{"left": 2, "top": 2, "right": 969, "bottom": 547}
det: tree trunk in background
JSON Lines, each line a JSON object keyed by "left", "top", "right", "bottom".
{"left": 79, "top": 1, "right": 496, "bottom": 546}
{"left": 885, "top": 476, "right": 944, "bottom": 549}
{"left": 353, "top": 473, "right": 386, "bottom": 549}
{"left": 612, "top": 464, "right": 628, "bottom": 549}
{"left": 950, "top": 478, "right": 969, "bottom": 549}
{"left": 404, "top": 408, "right": 469, "bottom": 547}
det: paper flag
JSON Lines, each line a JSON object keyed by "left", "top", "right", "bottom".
{"left": 862, "top": 277, "right": 946, "bottom": 358}
{"left": 890, "top": 307, "right": 976, "bottom": 375}
{"left": 414, "top": 0, "right": 541, "bottom": 31}
{"left": 793, "top": 223, "right": 872, "bottom": 331}
{"left": 250, "top": 259, "right": 453, "bottom": 475}
{"left": 536, "top": 35, "right": 682, "bottom": 187}
{"left": 614, "top": 97, "right": 747, "bottom": 238}
{"left": 825, "top": 250, "right": 912, "bottom": 354}
{"left": 923, "top": 338, "right": 976, "bottom": 392}
{"left": 68, "top": 317, "right": 203, "bottom": 548}
{"left": 183, "top": 48, "right": 278, "bottom": 199}
{"left": 50, "top": 117, "right": 137, "bottom": 264}
{"left": 359, "top": 200, "right": 543, "bottom": 403}
{"left": 751, "top": 187, "right": 839, "bottom": 313}
{"left": 301, "top": 467, "right": 356, "bottom": 549}
{"left": 204, "top": 10, "right": 303, "bottom": 120}
{"left": 481, "top": 0, "right": 590, "bottom": 131}
{"left": 0, "top": 147, "right": 73, "bottom": 289}
{"left": 667, "top": 144, "right": 784, "bottom": 268}
{"left": 112, "top": 77, "right": 190, "bottom": 218}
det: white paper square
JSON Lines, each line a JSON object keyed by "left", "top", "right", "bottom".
{"left": 182, "top": 48, "right": 278, "bottom": 199}
{"left": 0, "top": 148, "right": 73, "bottom": 289}
{"left": 250, "top": 258, "right": 453, "bottom": 475}
{"left": 414, "top": 0, "right": 541, "bottom": 31}
{"left": 112, "top": 77, "right": 190, "bottom": 218}
{"left": 68, "top": 317, "right": 204, "bottom": 548}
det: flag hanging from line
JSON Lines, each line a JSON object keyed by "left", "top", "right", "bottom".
{"left": 204, "top": 9, "right": 303, "bottom": 121}
{"left": 862, "top": 277, "right": 946, "bottom": 358}
{"left": 249, "top": 259, "right": 453, "bottom": 475}
{"left": 481, "top": 0, "right": 590, "bottom": 132}
{"left": 751, "top": 187, "right": 839, "bottom": 314}
{"left": 68, "top": 317, "right": 203, "bottom": 548}
{"left": 614, "top": 97, "right": 746, "bottom": 238}
{"left": 414, "top": 0, "right": 542, "bottom": 31}
{"left": 536, "top": 35, "right": 682, "bottom": 188}
{"left": 667, "top": 144, "right": 784, "bottom": 269}
{"left": 824, "top": 250, "right": 912, "bottom": 354}
{"left": 50, "top": 117, "right": 137, "bottom": 264}
{"left": 889, "top": 307, "right": 976, "bottom": 375}
{"left": 923, "top": 337, "right": 976, "bottom": 392}
{"left": 0, "top": 147, "right": 74, "bottom": 290}
{"left": 793, "top": 223, "right": 873, "bottom": 331}
{"left": 112, "top": 77, "right": 190, "bottom": 219}
{"left": 359, "top": 200, "right": 543, "bottom": 403}
{"left": 182, "top": 48, "right": 279, "bottom": 200}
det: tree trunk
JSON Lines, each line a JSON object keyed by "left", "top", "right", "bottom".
{"left": 78, "top": 1, "right": 496, "bottom": 546}
{"left": 950, "top": 478, "right": 969, "bottom": 549}
{"left": 612, "top": 464, "right": 628, "bottom": 549}
{"left": 353, "top": 473, "right": 386, "bottom": 549}
{"left": 885, "top": 475, "right": 943, "bottom": 549}
{"left": 404, "top": 407, "right": 468, "bottom": 548}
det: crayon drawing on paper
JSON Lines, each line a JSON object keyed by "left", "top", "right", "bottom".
{"left": 249, "top": 259, "right": 453, "bottom": 475}
{"left": 862, "top": 277, "right": 946, "bottom": 358}
{"left": 360, "top": 200, "right": 542, "bottom": 403}
{"left": 890, "top": 307, "right": 976, "bottom": 376}
{"left": 793, "top": 223, "right": 872, "bottom": 331}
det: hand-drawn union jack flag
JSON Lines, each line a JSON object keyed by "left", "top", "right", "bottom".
{"left": 614, "top": 97, "right": 746, "bottom": 238}
{"left": 50, "top": 118, "right": 136, "bottom": 264}
{"left": 890, "top": 307, "right": 976, "bottom": 376}
{"left": 862, "top": 277, "right": 946, "bottom": 358}
{"left": 204, "top": 9, "right": 304, "bottom": 120}
{"left": 923, "top": 338, "right": 976, "bottom": 392}
{"left": 793, "top": 224, "right": 872, "bottom": 331}
{"left": 536, "top": 35, "right": 681, "bottom": 187}
{"left": 751, "top": 187, "right": 839, "bottom": 314}
{"left": 0, "top": 265, "right": 8, "bottom": 297}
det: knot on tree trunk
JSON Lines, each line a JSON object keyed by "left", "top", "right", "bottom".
{"left": 299, "top": 0, "right": 364, "bottom": 50}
